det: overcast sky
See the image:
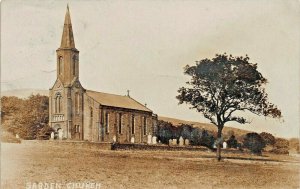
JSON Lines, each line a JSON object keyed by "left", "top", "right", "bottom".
{"left": 1, "top": 0, "right": 299, "bottom": 138}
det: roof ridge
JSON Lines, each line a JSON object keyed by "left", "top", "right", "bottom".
{"left": 86, "top": 89, "right": 127, "bottom": 98}
{"left": 85, "top": 89, "right": 152, "bottom": 112}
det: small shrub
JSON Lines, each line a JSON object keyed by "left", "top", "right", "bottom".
{"left": 157, "top": 120, "right": 174, "bottom": 144}
{"left": 243, "top": 133, "right": 266, "bottom": 155}
{"left": 180, "top": 124, "right": 193, "bottom": 140}
{"left": 271, "top": 138, "right": 289, "bottom": 154}
{"left": 260, "top": 132, "right": 276, "bottom": 146}
{"left": 226, "top": 135, "right": 238, "bottom": 148}
{"left": 190, "top": 128, "right": 214, "bottom": 148}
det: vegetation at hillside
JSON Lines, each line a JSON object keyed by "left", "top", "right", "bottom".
{"left": 243, "top": 133, "right": 266, "bottom": 155}
{"left": 1, "top": 95, "right": 52, "bottom": 140}
{"left": 156, "top": 120, "right": 215, "bottom": 148}
{"left": 157, "top": 119, "right": 294, "bottom": 154}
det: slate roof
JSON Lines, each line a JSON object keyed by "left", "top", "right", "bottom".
{"left": 86, "top": 90, "right": 152, "bottom": 113}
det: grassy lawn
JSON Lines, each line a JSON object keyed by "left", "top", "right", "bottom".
{"left": 1, "top": 142, "right": 299, "bottom": 189}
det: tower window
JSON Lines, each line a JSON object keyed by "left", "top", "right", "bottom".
{"left": 58, "top": 56, "right": 63, "bottom": 75}
{"left": 72, "top": 56, "right": 76, "bottom": 76}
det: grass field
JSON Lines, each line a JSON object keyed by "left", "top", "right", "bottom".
{"left": 1, "top": 141, "right": 299, "bottom": 189}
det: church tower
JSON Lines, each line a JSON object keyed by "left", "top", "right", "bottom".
{"left": 56, "top": 5, "right": 79, "bottom": 85}
{"left": 49, "top": 5, "right": 84, "bottom": 140}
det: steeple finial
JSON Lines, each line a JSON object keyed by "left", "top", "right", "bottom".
{"left": 60, "top": 4, "right": 75, "bottom": 48}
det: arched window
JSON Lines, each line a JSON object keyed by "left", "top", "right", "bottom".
{"left": 90, "top": 108, "right": 93, "bottom": 118}
{"left": 75, "top": 93, "right": 80, "bottom": 114}
{"left": 118, "top": 113, "right": 122, "bottom": 134}
{"left": 143, "top": 117, "right": 147, "bottom": 136}
{"left": 58, "top": 56, "right": 63, "bottom": 75}
{"left": 131, "top": 115, "right": 135, "bottom": 134}
{"left": 72, "top": 56, "right": 76, "bottom": 76}
{"left": 58, "top": 96, "right": 61, "bottom": 113}
{"left": 55, "top": 93, "right": 62, "bottom": 113}
{"left": 105, "top": 112, "right": 110, "bottom": 133}
{"left": 75, "top": 125, "right": 81, "bottom": 133}
{"left": 89, "top": 107, "right": 93, "bottom": 129}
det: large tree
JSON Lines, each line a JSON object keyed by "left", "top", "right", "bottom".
{"left": 176, "top": 53, "right": 281, "bottom": 160}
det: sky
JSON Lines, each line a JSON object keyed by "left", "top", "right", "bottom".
{"left": 1, "top": 0, "right": 299, "bottom": 138}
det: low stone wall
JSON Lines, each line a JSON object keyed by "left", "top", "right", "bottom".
{"left": 20, "top": 140, "right": 244, "bottom": 153}
{"left": 112, "top": 143, "right": 210, "bottom": 151}
{"left": 21, "top": 140, "right": 112, "bottom": 150}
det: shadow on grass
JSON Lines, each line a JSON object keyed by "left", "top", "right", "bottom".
{"left": 199, "top": 155, "right": 300, "bottom": 163}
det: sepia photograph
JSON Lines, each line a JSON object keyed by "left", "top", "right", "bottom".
{"left": 1, "top": 0, "right": 299, "bottom": 188}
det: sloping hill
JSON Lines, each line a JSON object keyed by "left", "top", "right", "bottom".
{"left": 158, "top": 116, "right": 251, "bottom": 139}
{"left": 1, "top": 89, "right": 48, "bottom": 98}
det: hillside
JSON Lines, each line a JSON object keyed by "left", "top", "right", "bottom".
{"left": 158, "top": 116, "right": 252, "bottom": 139}
{"left": 1, "top": 89, "right": 48, "bottom": 98}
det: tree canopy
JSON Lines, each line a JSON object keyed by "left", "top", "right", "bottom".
{"left": 177, "top": 53, "right": 281, "bottom": 131}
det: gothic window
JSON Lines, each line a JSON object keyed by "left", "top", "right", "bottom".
{"left": 143, "top": 117, "right": 147, "bottom": 136}
{"left": 90, "top": 108, "right": 93, "bottom": 118}
{"left": 55, "top": 96, "right": 57, "bottom": 113}
{"left": 131, "top": 115, "right": 135, "bottom": 134}
{"left": 58, "top": 56, "right": 63, "bottom": 75}
{"left": 90, "top": 108, "right": 93, "bottom": 129}
{"left": 75, "top": 93, "right": 80, "bottom": 114}
{"left": 105, "top": 113, "right": 109, "bottom": 133}
{"left": 55, "top": 93, "right": 62, "bottom": 113}
{"left": 75, "top": 125, "right": 80, "bottom": 133}
{"left": 72, "top": 55, "right": 76, "bottom": 76}
{"left": 118, "top": 113, "right": 122, "bottom": 134}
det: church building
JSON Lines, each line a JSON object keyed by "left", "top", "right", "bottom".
{"left": 49, "top": 6, "right": 157, "bottom": 143}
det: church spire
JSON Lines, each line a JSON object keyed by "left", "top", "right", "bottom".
{"left": 60, "top": 4, "right": 75, "bottom": 48}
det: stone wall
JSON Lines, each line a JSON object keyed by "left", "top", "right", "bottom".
{"left": 112, "top": 143, "right": 209, "bottom": 151}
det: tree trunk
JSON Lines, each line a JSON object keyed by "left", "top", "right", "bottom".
{"left": 216, "top": 127, "right": 223, "bottom": 161}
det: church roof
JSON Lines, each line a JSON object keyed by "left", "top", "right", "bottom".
{"left": 60, "top": 5, "right": 76, "bottom": 49}
{"left": 86, "top": 90, "right": 152, "bottom": 113}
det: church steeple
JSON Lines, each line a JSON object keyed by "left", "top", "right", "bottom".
{"left": 56, "top": 5, "right": 80, "bottom": 86}
{"left": 60, "top": 4, "right": 75, "bottom": 48}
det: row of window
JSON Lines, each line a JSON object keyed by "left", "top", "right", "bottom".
{"left": 55, "top": 94, "right": 62, "bottom": 113}
{"left": 54, "top": 93, "right": 81, "bottom": 114}
{"left": 104, "top": 113, "right": 148, "bottom": 135}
